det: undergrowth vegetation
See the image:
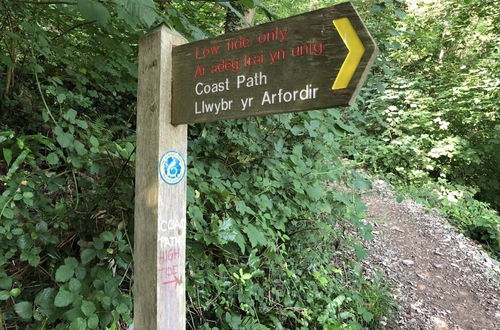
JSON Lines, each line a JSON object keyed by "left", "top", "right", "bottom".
{"left": 339, "top": 0, "right": 499, "bottom": 257}
{"left": 1, "top": 0, "right": 497, "bottom": 328}
{"left": 0, "top": 0, "right": 397, "bottom": 328}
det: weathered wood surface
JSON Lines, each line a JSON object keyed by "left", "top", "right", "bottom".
{"left": 171, "top": 2, "right": 377, "bottom": 124}
{"left": 135, "top": 26, "right": 187, "bottom": 330}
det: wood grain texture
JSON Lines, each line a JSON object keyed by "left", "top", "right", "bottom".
{"left": 171, "top": 2, "right": 377, "bottom": 124}
{"left": 135, "top": 25, "right": 187, "bottom": 330}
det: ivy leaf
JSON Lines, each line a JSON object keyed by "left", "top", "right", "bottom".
{"left": 14, "top": 301, "right": 33, "bottom": 319}
{"left": 243, "top": 224, "right": 267, "bottom": 248}
{"left": 54, "top": 289, "right": 74, "bottom": 307}
{"left": 77, "top": 0, "right": 110, "bottom": 27}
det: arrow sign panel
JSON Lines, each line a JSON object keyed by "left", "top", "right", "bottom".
{"left": 171, "top": 2, "right": 377, "bottom": 125}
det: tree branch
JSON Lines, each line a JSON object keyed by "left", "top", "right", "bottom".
{"left": 52, "top": 20, "right": 97, "bottom": 40}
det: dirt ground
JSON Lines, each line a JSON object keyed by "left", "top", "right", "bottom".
{"left": 361, "top": 180, "right": 499, "bottom": 329}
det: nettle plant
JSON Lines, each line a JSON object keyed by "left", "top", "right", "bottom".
{"left": 183, "top": 113, "right": 393, "bottom": 328}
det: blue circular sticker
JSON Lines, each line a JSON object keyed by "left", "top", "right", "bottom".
{"left": 158, "top": 151, "right": 186, "bottom": 185}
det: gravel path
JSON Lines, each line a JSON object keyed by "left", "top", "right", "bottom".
{"left": 361, "top": 180, "right": 500, "bottom": 329}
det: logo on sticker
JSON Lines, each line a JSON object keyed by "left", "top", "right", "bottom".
{"left": 159, "top": 151, "right": 186, "bottom": 185}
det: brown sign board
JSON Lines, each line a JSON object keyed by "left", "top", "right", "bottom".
{"left": 171, "top": 2, "right": 377, "bottom": 125}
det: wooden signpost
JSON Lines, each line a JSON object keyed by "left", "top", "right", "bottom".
{"left": 135, "top": 2, "right": 376, "bottom": 329}
{"left": 171, "top": 2, "right": 377, "bottom": 124}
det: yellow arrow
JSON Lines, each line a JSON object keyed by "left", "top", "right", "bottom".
{"left": 332, "top": 17, "right": 365, "bottom": 90}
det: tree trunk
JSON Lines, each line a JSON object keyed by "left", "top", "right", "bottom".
{"left": 225, "top": 4, "right": 256, "bottom": 32}
{"left": 240, "top": 8, "right": 256, "bottom": 29}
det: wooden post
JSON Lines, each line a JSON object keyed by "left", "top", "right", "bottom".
{"left": 135, "top": 26, "right": 187, "bottom": 329}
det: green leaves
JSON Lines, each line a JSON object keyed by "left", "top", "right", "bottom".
{"left": 54, "top": 289, "right": 74, "bottom": 307}
{"left": 77, "top": 0, "right": 110, "bottom": 27}
{"left": 357, "top": 306, "right": 374, "bottom": 323}
{"left": 87, "top": 314, "right": 99, "bottom": 329}
{"left": 56, "top": 265, "right": 74, "bottom": 282}
{"left": 217, "top": 218, "right": 246, "bottom": 253}
{"left": 14, "top": 301, "right": 33, "bottom": 319}
{"left": 69, "top": 278, "right": 82, "bottom": 292}
{"left": 46, "top": 152, "right": 60, "bottom": 165}
{"left": 0, "top": 277, "right": 12, "bottom": 289}
{"left": 0, "top": 0, "right": 404, "bottom": 328}
{"left": 0, "top": 291, "right": 9, "bottom": 300}
{"left": 69, "top": 317, "right": 87, "bottom": 330}
{"left": 3, "top": 148, "right": 12, "bottom": 166}
{"left": 305, "top": 183, "right": 325, "bottom": 201}
{"left": 81, "top": 300, "right": 96, "bottom": 316}
{"left": 243, "top": 224, "right": 267, "bottom": 248}
{"left": 115, "top": 0, "right": 158, "bottom": 28}
{"left": 54, "top": 126, "right": 74, "bottom": 149}
{"left": 81, "top": 248, "right": 96, "bottom": 265}
{"left": 55, "top": 258, "right": 79, "bottom": 282}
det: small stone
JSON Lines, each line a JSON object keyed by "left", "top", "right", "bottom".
{"left": 431, "top": 316, "right": 450, "bottom": 329}
{"left": 433, "top": 263, "right": 444, "bottom": 269}
{"left": 391, "top": 226, "right": 404, "bottom": 233}
{"left": 408, "top": 318, "right": 418, "bottom": 325}
{"left": 402, "top": 259, "right": 415, "bottom": 266}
